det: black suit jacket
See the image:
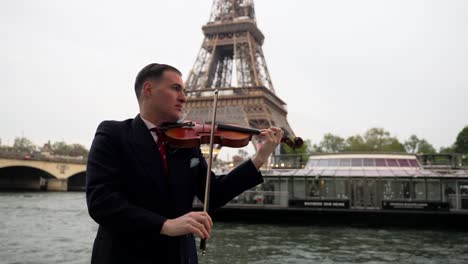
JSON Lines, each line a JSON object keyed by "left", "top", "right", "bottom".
{"left": 86, "top": 115, "right": 263, "bottom": 264}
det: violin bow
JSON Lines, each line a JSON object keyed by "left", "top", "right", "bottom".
{"left": 200, "top": 89, "right": 219, "bottom": 255}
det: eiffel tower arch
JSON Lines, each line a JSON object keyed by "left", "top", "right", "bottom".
{"left": 184, "top": 0, "right": 295, "bottom": 149}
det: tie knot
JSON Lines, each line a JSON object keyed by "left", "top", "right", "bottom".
{"left": 150, "top": 127, "right": 165, "bottom": 140}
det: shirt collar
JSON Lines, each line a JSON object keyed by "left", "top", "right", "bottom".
{"left": 141, "top": 116, "right": 156, "bottom": 131}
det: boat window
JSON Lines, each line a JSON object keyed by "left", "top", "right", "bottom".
{"left": 382, "top": 179, "right": 394, "bottom": 200}
{"left": 306, "top": 179, "right": 320, "bottom": 197}
{"left": 426, "top": 179, "right": 441, "bottom": 201}
{"left": 398, "top": 159, "right": 411, "bottom": 167}
{"left": 351, "top": 179, "right": 366, "bottom": 207}
{"left": 328, "top": 159, "right": 339, "bottom": 166}
{"left": 267, "top": 178, "right": 285, "bottom": 193}
{"left": 307, "top": 159, "right": 318, "bottom": 168}
{"left": 363, "top": 158, "right": 375, "bottom": 167}
{"left": 442, "top": 180, "right": 456, "bottom": 208}
{"left": 366, "top": 179, "right": 378, "bottom": 206}
{"left": 394, "top": 180, "right": 411, "bottom": 199}
{"left": 317, "top": 159, "right": 328, "bottom": 167}
{"left": 320, "top": 179, "right": 336, "bottom": 198}
{"left": 375, "top": 159, "right": 387, "bottom": 167}
{"left": 413, "top": 180, "right": 425, "bottom": 200}
{"left": 382, "top": 179, "right": 411, "bottom": 200}
{"left": 386, "top": 159, "right": 399, "bottom": 167}
{"left": 335, "top": 179, "right": 348, "bottom": 199}
{"left": 259, "top": 179, "right": 280, "bottom": 205}
{"left": 351, "top": 158, "right": 363, "bottom": 167}
{"left": 460, "top": 184, "right": 468, "bottom": 195}
{"left": 292, "top": 178, "right": 306, "bottom": 199}
{"left": 340, "top": 159, "right": 352, "bottom": 167}
{"left": 409, "top": 159, "right": 419, "bottom": 167}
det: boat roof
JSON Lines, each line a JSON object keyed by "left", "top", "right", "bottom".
{"left": 308, "top": 153, "right": 417, "bottom": 159}
{"left": 261, "top": 167, "right": 468, "bottom": 178}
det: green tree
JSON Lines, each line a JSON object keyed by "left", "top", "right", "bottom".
{"left": 49, "top": 141, "right": 89, "bottom": 157}
{"left": 305, "top": 140, "right": 321, "bottom": 153}
{"left": 51, "top": 141, "right": 72, "bottom": 156}
{"left": 364, "top": 128, "right": 391, "bottom": 151}
{"left": 454, "top": 126, "right": 468, "bottom": 154}
{"left": 439, "top": 145, "right": 455, "bottom": 154}
{"left": 13, "top": 137, "right": 36, "bottom": 153}
{"left": 404, "top": 135, "right": 436, "bottom": 154}
{"left": 345, "top": 135, "right": 368, "bottom": 152}
{"left": 344, "top": 128, "right": 405, "bottom": 152}
{"left": 404, "top": 135, "right": 420, "bottom": 153}
{"left": 454, "top": 126, "right": 468, "bottom": 165}
{"left": 381, "top": 138, "right": 406, "bottom": 152}
{"left": 364, "top": 128, "right": 405, "bottom": 152}
{"left": 69, "top": 144, "right": 89, "bottom": 157}
{"left": 417, "top": 139, "right": 436, "bottom": 154}
{"left": 318, "top": 133, "right": 346, "bottom": 153}
{"left": 311, "top": 143, "right": 323, "bottom": 153}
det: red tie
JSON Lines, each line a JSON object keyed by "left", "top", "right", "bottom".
{"left": 150, "top": 128, "right": 168, "bottom": 176}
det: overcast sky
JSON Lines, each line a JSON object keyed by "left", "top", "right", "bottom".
{"left": 1, "top": 0, "right": 467, "bottom": 159}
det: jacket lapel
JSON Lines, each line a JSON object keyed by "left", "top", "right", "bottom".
{"left": 129, "top": 114, "right": 168, "bottom": 195}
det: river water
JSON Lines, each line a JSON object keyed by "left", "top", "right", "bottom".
{"left": 1, "top": 192, "right": 467, "bottom": 264}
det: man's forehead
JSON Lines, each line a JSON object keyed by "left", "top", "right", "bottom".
{"left": 160, "top": 70, "right": 183, "bottom": 83}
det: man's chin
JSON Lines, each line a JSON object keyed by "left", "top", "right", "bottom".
{"left": 167, "top": 115, "right": 184, "bottom": 124}
{"left": 176, "top": 112, "right": 186, "bottom": 123}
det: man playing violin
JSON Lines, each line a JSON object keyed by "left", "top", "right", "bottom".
{"left": 86, "top": 63, "right": 283, "bottom": 264}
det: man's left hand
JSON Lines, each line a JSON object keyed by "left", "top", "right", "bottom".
{"left": 251, "top": 127, "right": 284, "bottom": 169}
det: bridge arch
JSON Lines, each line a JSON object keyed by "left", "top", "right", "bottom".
{"left": 0, "top": 165, "right": 56, "bottom": 191}
{"left": 0, "top": 158, "right": 87, "bottom": 191}
{"left": 68, "top": 171, "right": 86, "bottom": 191}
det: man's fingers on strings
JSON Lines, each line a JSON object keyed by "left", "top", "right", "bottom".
{"left": 266, "top": 129, "right": 279, "bottom": 142}
{"left": 271, "top": 128, "right": 284, "bottom": 142}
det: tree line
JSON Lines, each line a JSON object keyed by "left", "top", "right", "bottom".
{"left": 0, "top": 137, "right": 88, "bottom": 158}
{"left": 282, "top": 126, "right": 468, "bottom": 164}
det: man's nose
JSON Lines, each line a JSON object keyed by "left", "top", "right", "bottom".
{"left": 178, "top": 90, "right": 187, "bottom": 103}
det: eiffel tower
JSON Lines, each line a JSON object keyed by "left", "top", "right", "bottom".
{"left": 184, "top": 0, "right": 295, "bottom": 149}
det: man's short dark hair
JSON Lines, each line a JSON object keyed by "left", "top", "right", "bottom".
{"left": 134, "top": 63, "right": 182, "bottom": 100}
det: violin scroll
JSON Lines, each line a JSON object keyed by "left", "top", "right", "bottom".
{"left": 281, "top": 136, "right": 304, "bottom": 149}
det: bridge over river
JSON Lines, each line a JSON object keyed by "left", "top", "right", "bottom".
{"left": 0, "top": 152, "right": 86, "bottom": 191}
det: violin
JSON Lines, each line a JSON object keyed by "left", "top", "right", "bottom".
{"left": 160, "top": 121, "right": 303, "bottom": 149}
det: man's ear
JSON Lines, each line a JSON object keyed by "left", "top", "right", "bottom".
{"left": 142, "top": 80, "right": 153, "bottom": 97}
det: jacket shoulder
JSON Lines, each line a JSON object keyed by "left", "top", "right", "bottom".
{"left": 95, "top": 118, "right": 134, "bottom": 134}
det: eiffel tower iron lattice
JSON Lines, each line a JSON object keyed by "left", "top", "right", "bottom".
{"left": 184, "top": 0, "right": 296, "bottom": 149}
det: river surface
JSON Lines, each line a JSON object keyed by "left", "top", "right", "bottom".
{"left": 1, "top": 192, "right": 467, "bottom": 264}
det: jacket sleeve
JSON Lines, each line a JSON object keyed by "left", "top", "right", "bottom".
{"left": 195, "top": 148, "right": 264, "bottom": 209}
{"left": 86, "top": 121, "right": 166, "bottom": 241}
